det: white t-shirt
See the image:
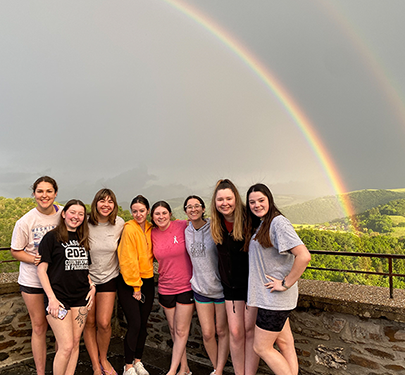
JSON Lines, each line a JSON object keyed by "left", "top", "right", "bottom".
{"left": 11, "top": 206, "right": 62, "bottom": 288}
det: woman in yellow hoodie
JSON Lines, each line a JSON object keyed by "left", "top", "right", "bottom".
{"left": 117, "top": 195, "right": 154, "bottom": 375}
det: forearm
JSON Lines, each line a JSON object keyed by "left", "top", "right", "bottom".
{"left": 284, "top": 245, "right": 311, "bottom": 288}
{"left": 10, "top": 249, "right": 36, "bottom": 264}
{"left": 37, "top": 263, "right": 57, "bottom": 301}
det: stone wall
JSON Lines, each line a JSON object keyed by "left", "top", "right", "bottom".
{"left": 1, "top": 278, "right": 405, "bottom": 374}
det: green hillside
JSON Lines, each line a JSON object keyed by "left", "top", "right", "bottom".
{"left": 283, "top": 189, "right": 405, "bottom": 224}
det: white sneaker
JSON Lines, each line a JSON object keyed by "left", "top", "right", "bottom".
{"left": 123, "top": 366, "right": 137, "bottom": 375}
{"left": 210, "top": 370, "right": 217, "bottom": 375}
{"left": 134, "top": 362, "right": 149, "bottom": 375}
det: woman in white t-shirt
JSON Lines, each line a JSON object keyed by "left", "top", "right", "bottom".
{"left": 10, "top": 176, "right": 61, "bottom": 375}
{"left": 245, "top": 183, "right": 311, "bottom": 375}
{"left": 83, "top": 189, "right": 124, "bottom": 375}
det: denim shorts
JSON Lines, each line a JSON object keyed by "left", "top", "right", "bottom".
{"left": 193, "top": 291, "right": 225, "bottom": 304}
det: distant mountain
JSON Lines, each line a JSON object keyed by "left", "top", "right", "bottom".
{"left": 282, "top": 189, "right": 405, "bottom": 224}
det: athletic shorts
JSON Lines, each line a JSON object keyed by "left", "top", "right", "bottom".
{"left": 158, "top": 290, "right": 194, "bottom": 309}
{"left": 222, "top": 284, "right": 247, "bottom": 302}
{"left": 44, "top": 294, "right": 88, "bottom": 313}
{"left": 193, "top": 291, "right": 225, "bottom": 304}
{"left": 19, "top": 285, "right": 44, "bottom": 294}
{"left": 256, "top": 308, "right": 292, "bottom": 332}
{"left": 96, "top": 276, "right": 118, "bottom": 293}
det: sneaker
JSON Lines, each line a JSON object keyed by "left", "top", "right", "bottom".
{"left": 123, "top": 366, "right": 136, "bottom": 375}
{"left": 134, "top": 362, "right": 149, "bottom": 375}
{"left": 210, "top": 370, "right": 217, "bottom": 375}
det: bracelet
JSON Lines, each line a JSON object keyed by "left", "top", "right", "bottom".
{"left": 282, "top": 278, "right": 290, "bottom": 290}
{"left": 90, "top": 282, "right": 96, "bottom": 289}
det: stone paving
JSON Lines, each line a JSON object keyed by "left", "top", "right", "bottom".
{"left": 0, "top": 337, "right": 235, "bottom": 375}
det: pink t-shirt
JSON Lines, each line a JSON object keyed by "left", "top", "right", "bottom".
{"left": 152, "top": 220, "right": 192, "bottom": 295}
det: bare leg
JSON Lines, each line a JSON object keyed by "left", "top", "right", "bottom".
{"left": 254, "top": 320, "right": 296, "bottom": 375}
{"left": 65, "top": 306, "right": 88, "bottom": 375}
{"left": 47, "top": 311, "right": 74, "bottom": 375}
{"left": 244, "top": 306, "right": 259, "bottom": 375}
{"left": 22, "top": 292, "right": 48, "bottom": 375}
{"left": 275, "top": 320, "right": 298, "bottom": 375}
{"left": 214, "top": 303, "right": 229, "bottom": 375}
{"left": 195, "top": 303, "right": 218, "bottom": 370}
{"left": 83, "top": 298, "right": 102, "bottom": 374}
{"left": 96, "top": 292, "right": 116, "bottom": 373}
{"left": 225, "top": 301, "right": 245, "bottom": 375}
{"left": 164, "top": 303, "right": 194, "bottom": 375}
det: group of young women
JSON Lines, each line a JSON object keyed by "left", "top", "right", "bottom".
{"left": 11, "top": 176, "right": 311, "bottom": 375}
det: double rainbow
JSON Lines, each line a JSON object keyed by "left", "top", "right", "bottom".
{"left": 161, "top": 0, "right": 356, "bottom": 221}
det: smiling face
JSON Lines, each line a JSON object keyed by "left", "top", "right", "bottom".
{"left": 33, "top": 182, "right": 57, "bottom": 214}
{"left": 152, "top": 206, "right": 171, "bottom": 231}
{"left": 131, "top": 202, "right": 149, "bottom": 226}
{"left": 248, "top": 191, "right": 269, "bottom": 219}
{"left": 185, "top": 198, "right": 205, "bottom": 222}
{"left": 62, "top": 204, "right": 85, "bottom": 231}
{"left": 96, "top": 196, "right": 114, "bottom": 222}
{"left": 215, "top": 188, "right": 236, "bottom": 221}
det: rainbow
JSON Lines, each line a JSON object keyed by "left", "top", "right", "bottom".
{"left": 160, "top": 0, "right": 356, "bottom": 221}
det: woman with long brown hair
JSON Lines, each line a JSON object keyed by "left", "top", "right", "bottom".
{"left": 37, "top": 199, "right": 96, "bottom": 375}
{"left": 245, "top": 183, "right": 311, "bottom": 375}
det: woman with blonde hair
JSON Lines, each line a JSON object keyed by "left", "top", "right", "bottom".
{"left": 84, "top": 189, "right": 125, "bottom": 375}
{"left": 210, "top": 179, "right": 259, "bottom": 375}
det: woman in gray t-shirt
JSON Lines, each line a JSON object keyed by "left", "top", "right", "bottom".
{"left": 245, "top": 183, "right": 311, "bottom": 375}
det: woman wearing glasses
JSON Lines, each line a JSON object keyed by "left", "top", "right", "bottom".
{"left": 184, "top": 195, "right": 229, "bottom": 375}
{"left": 117, "top": 195, "right": 155, "bottom": 375}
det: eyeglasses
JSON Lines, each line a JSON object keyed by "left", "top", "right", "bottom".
{"left": 185, "top": 204, "right": 202, "bottom": 210}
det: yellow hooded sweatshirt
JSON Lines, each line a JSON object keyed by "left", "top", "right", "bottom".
{"left": 117, "top": 219, "right": 153, "bottom": 292}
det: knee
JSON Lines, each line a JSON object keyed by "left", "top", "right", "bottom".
{"left": 229, "top": 326, "right": 244, "bottom": 343}
{"left": 31, "top": 319, "right": 48, "bottom": 336}
{"left": 59, "top": 341, "right": 75, "bottom": 357}
{"left": 216, "top": 324, "right": 228, "bottom": 339}
{"left": 97, "top": 318, "right": 112, "bottom": 332}
{"left": 201, "top": 328, "right": 215, "bottom": 343}
{"left": 175, "top": 326, "right": 190, "bottom": 340}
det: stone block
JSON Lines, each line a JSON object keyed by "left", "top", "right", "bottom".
{"left": 384, "top": 326, "right": 405, "bottom": 342}
{"left": 392, "top": 345, "right": 405, "bottom": 352}
{"left": 349, "top": 354, "right": 379, "bottom": 369}
{"left": 300, "top": 328, "right": 330, "bottom": 341}
{"left": 364, "top": 347, "right": 395, "bottom": 360}
{"left": 295, "top": 348, "right": 310, "bottom": 357}
{"left": 0, "top": 340, "right": 16, "bottom": 350}
{"left": 297, "top": 357, "right": 311, "bottom": 368}
{"left": 0, "top": 352, "right": 9, "bottom": 361}
{"left": 322, "top": 315, "right": 346, "bottom": 333}
{"left": 315, "top": 345, "right": 346, "bottom": 369}
{"left": 9, "top": 329, "right": 31, "bottom": 337}
{"left": 384, "top": 364, "right": 405, "bottom": 371}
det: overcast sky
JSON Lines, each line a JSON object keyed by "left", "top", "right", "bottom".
{"left": 1, "top": 1, "right": 404, "bottom": 204}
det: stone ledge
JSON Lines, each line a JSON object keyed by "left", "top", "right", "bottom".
{"left": 298, "top": 279, "right": 405, "bottom": 323}
{"left": 0, "top": 283, "right": 19, "bottom": 295}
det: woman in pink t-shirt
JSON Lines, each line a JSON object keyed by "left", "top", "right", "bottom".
{"left": 151, "top": 201, "right": 193, "bottom": 375}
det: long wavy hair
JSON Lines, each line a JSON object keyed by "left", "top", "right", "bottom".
{"left": 53, "top": 199, "right": 90, "bottom": 249}
{"left": 88, "top": 188, "right": 118, "bottom": 225}
{"left": 210, "top": 179, "right": 245, "bottom": 244}
{"left": 244, "top": 183, "right": 282, "bottom": 252}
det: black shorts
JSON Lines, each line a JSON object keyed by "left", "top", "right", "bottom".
{"left": 158, "top": 290, "right": 194, "bottom": 309}
{"left": 222, "top": 284, "right": 247, "bottom": 302}
{"left": 256, "top": 308, "right": 292, "bottom": 332}
{"left": 20, "top": 285, "right": 44, "bottom": 294}
{"left": 96, "top": 276, "right": 118, "bottom": 293}
{"left": 44, "top": 294, "right": 88, "bottom": 313}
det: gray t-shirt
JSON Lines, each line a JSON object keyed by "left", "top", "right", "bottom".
{"left": 88, "top": 216, "right": 125, "bottom": 285}
{"left": 185, "top": 219, "right": 224, "bottom": 299}
{"left": 247, "top": 215, "right": 303, "bottom": 310}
